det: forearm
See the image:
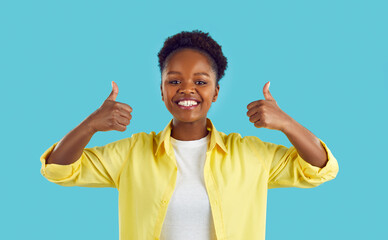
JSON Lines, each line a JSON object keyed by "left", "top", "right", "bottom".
{"left": 46, "top": 118, "right": 96, "bottom": 165}
{"left": 281, "top": 117, "right": 328, "bottom": 168}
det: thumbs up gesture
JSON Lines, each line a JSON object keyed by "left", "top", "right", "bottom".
{"left": 246, "top": 82, "right": 292, "bottom": 132}
{"left": 86, "top": 81, "right": 133, "bottom": 133}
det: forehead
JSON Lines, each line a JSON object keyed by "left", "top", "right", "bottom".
{"left": 163, "top": 48, "right": 214, "bottom": 76}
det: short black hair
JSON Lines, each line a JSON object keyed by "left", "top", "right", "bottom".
{"left": 157, "top": 30, "right": 228, "bottom": 85}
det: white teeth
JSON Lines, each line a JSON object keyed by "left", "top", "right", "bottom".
{"left": 178, "top": 100, "right": 198, "bottom": 106}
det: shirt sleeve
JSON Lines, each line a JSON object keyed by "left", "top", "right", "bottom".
{"left": 40, "top": 137, "right": 134, "bottom": 188}
{"left": 265, "top": 139, "right": 339, "bottom": 189}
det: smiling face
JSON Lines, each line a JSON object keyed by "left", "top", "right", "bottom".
{"left": 161, "top": 48, "right": 220, "bottom": 124}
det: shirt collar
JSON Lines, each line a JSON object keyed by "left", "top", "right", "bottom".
{"left": 155, "top": 118, "right": 228, "bottom": 157}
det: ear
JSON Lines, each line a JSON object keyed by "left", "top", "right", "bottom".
{"left": 160, "top": 83, "right": 164, "bottom": 101}
{"left": 212, "top": 84, "right": 220, "bottom": 102}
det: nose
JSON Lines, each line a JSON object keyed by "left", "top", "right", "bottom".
{"left": 178, "top": 81, "right": 195, "bottom": 94}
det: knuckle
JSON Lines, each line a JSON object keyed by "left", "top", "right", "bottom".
{"left": 114, "top": 122, "right": 122, "bottom": 130}
{"left": 110, "top": 108, "right": 119, "bottom": 115}
{"left": 113, "top": 102, "right": 121, "bottom": 109}
{"left": 249, "top": 113, "right": 259, "bottom": 123}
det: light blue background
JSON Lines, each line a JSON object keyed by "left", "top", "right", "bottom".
{"left": 1, "top": 0, "right": 387, "bottom": 239}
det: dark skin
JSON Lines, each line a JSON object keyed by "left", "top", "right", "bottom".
{"left": 246, "top": 81, "right": 328, "bottom": 168}
{"left": 47, "top": 48, "right": 327, "bottom": 168}
{"left": 160, "top": 48, "right": 219, "bottom": 141}
{"left": 46, "top": 82, "right": 132, "bottom": 165}
{"left": 161, "top": 48, "right": 328, "bottom": 168}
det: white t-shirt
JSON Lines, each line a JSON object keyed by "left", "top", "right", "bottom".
{"left": 160, "top": 133, "right": 217, "bottom": 240}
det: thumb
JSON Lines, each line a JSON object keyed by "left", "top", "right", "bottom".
{"left": 263, "top": 81, "right": 275, "bottom": 101}
{"left": 106, "top": 81, "right": 119, "bottom": 101}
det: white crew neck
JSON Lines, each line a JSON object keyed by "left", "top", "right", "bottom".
{"left": 170, "top": 133, "right": 210, "bottom": 147}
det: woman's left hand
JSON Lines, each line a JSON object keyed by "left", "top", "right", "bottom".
{"left": 246, "top": 81, "right": 293, "bottom": 132}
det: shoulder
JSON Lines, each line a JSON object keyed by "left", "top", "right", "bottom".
{"left": 216, "top": 130, "right": 271, "bottom": 171}
{"left": 125, "top": 131, "right": 160, "bottom": 146}
{"left": 214, "top": 130, "right": 269, "bottom": 157}
{"left": 98, "top": 131, "right": 158, "bottom": 149}
{"left": 217, "top": 131, "right": 280, "bottom": 157}
{"left": 218, "top": 131, "right": 266, "bottom": 147}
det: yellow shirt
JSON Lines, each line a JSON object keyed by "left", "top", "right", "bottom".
{"left": 40, "top": 118, "right": 339, "bottom": 240}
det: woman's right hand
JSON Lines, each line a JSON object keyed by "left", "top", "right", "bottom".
{"left": 86, "top": 81, "right": 133, "bottom": 133}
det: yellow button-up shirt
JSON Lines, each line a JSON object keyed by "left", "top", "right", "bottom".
{"left": 40, "top": 118, "right": 339, "bottom": 240}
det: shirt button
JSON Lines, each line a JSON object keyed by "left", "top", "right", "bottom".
{"left": 162, "top": 200, "right": 168, "bottom": 205}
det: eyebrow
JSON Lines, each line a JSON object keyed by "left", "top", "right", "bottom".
{"left": 166, "top": 71, "right": 210, "bottom": 77}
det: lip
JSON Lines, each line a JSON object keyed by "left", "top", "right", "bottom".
{"left": 173, "top": 97, "right": 201, "bottom": 110}
{"left": 174, "top": 98, "right": 201, "bottom": 104}
{"left": 176, "top": 104, "right": 199, "bottom": 110}
{"left": 175, "top": 102, "right": 200, "bottom": 110}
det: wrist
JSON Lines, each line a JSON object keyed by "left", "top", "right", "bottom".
{"left": 280, "top": 116, "right": 298, "bottom": 135}
{"left": 81, "top": 117, "right": 98, "bottom": 135}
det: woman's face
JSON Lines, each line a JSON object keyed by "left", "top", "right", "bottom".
{"left": 161, "top": 48, "right": 219, "bottom": 124}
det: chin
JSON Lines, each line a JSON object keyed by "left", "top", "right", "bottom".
{"left": 172, "top": 115, "right": 206, "bottom": 124}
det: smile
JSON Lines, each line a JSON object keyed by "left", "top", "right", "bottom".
{"left": 176, "top": 100, "right": 199, "bottom": 110}
{"left": 178, "top": 100, "right": 198, "bottom": 106}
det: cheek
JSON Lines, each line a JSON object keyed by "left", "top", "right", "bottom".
{"left": 202, "top": 95, "right": 214, "bottom": 107}
{"left": 163, "top": 91, "right": 175, "bottom": 105}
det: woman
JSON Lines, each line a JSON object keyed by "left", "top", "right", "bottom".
{"left": 40, "top": 30, "right": 339, "bottom": 240}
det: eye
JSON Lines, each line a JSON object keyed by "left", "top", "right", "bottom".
{"left": 195, "top": 80, "right": 207, "bottom": 85}
{"left": 168, "top": 80, "right": 180, "bottom": 84}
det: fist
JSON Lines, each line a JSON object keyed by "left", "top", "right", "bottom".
{"left": 86, "top": 81, "right": 133, "bottom": 133}
{"left": 246, "top": 81, "right": 292, "bottom": 132}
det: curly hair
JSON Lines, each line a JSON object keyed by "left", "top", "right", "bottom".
{"left": 157, "top": 30, "right": 228, "bottom": 85}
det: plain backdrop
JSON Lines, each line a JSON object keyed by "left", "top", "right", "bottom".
{"left": 1, "top": 0, "right": 387, "bottom": 239}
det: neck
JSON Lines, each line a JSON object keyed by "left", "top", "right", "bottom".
{"left": 171, "top": 118, "right": 209, "bottom": 141}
